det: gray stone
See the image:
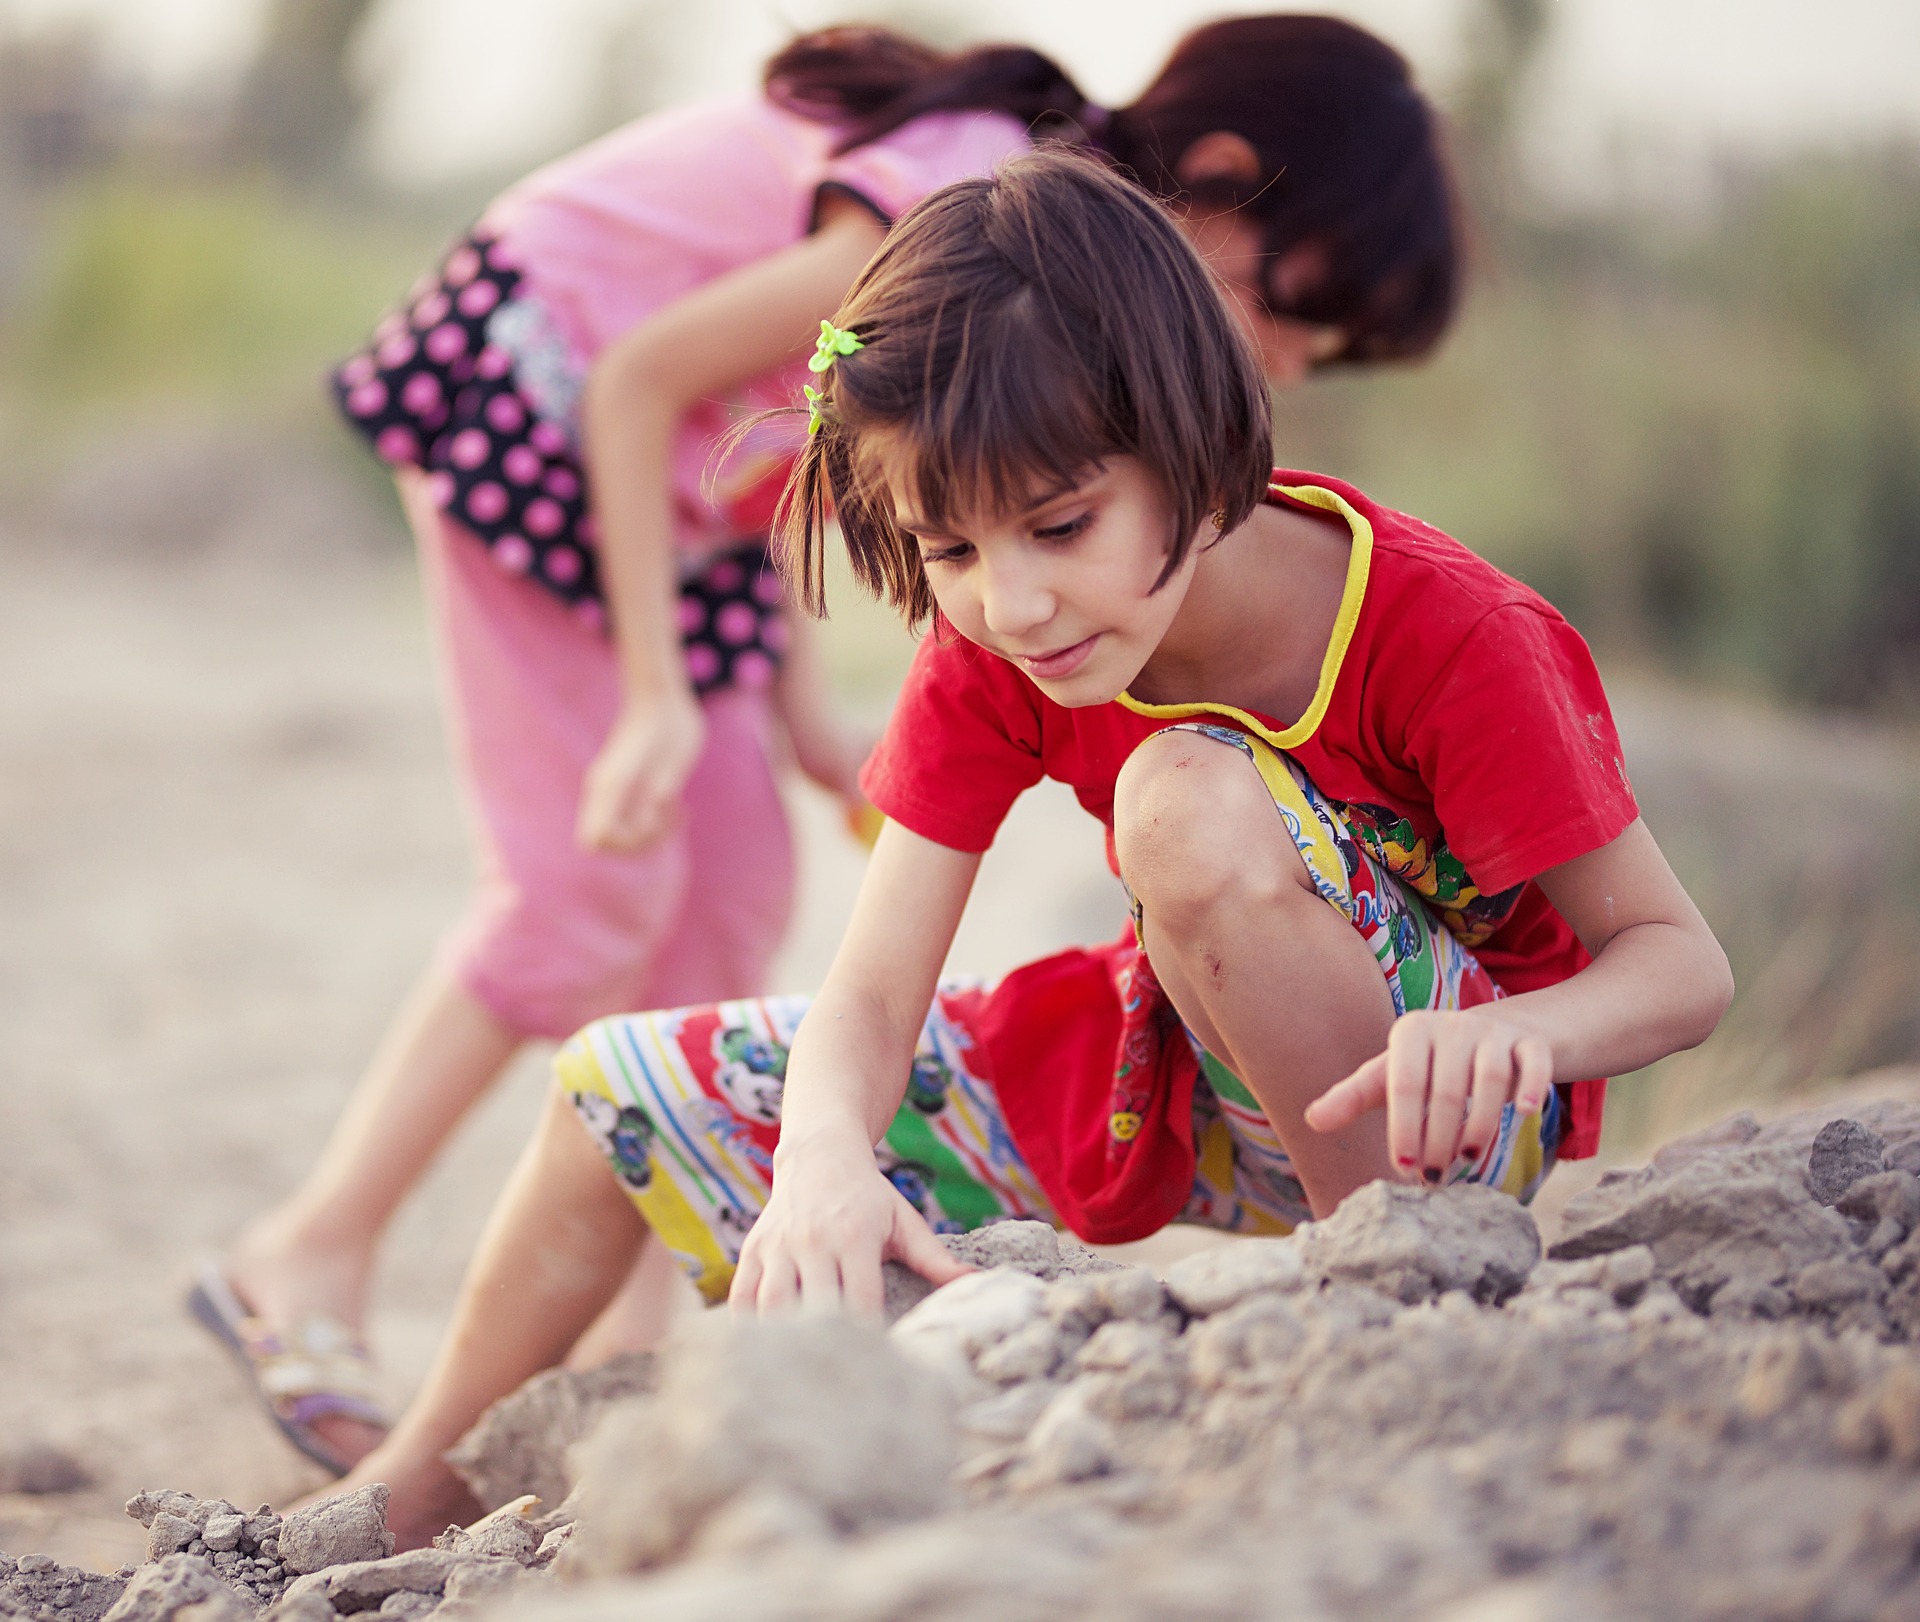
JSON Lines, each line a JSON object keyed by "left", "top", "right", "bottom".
{"left": 0, "top": 1556, "right": 126, "bottom": 1622}
{"left": 147, "top": 1517, "right": 203, "bottom": 1563}
{"left": 444, "top": 1353, "right": 655, "bottom": 1514}
{"left": 1162, "top": 1239, "right": 1306, "bottom": 1315}
{"left": 101, "top": 1557, "right": 250, "bottom": 1622}
{"left": 1300, "top": 1182, "right": 1541, "bottom": 1304}
{"left": 568, "top": 1314, "right": 955, "bottom": 1577}
{"left": 1553, "top": 1157, "right": 1853, "bottom": 1311}
{"left": 1808, "top": 1118, "right": 1887, "bottom": 1206}
{"left": 201, "top": 1517, "right": 244, "bottom": 1556}
{"left": 259, "top": 1593, "right": 334, "bottom": 1622}
{"left": 277, "top": 1486, "right": 395, "bottom": 1577}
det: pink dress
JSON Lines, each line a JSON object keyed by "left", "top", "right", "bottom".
{"left": 372, "top": 97, "right": 1031, "bottom": 1039}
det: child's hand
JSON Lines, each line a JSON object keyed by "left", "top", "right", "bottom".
{"left": 731, "top": 1131, "right": 971, "bottom": 1316}
{"left": 576, "top": 692, "right": 706, "bottom": 851}
{"left": 1303, "top": 1008, "right": 1553, "bottom": 1185}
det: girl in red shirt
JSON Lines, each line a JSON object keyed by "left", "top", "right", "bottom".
{"left": 726, "top": 148, "right": 1730, "bottom": 1307}
{"left": 311, "top": 63, "right": 1731, "bottom": 1549}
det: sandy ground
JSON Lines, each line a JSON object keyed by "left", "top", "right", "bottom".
{"left": 0, "top": 494, "right": 1123, "bottom": 1573}
{"left": 5, "top": 455, "right": 1920, "bottom": 1575}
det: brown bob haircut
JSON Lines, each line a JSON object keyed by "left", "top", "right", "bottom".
{"left": 777, "top": 148, "right": 1272, "bottom": 627}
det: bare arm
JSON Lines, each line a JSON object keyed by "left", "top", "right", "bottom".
{"left": 1306, "top": 817, "right": 1734, "bottom": 1176}
{"left": 574, "top": 195, "right": 886, "bottom": 849}
{"left": 733, "top": 819, "right": 984, "bottom": 1314}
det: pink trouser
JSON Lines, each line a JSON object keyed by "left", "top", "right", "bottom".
{"left": 403, "top": 473, "right": 796, "bottom": 1041}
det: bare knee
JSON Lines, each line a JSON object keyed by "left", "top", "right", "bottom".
{"left": 1113, "top": 731, "right": 1313, "bottom": 937}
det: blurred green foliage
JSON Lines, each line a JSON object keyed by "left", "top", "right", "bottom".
{"left": 0, "top": 171, "right": 449, "bottom": 418}
{"left": 1282, "top": 147, "right": 1920, "bottom": 710}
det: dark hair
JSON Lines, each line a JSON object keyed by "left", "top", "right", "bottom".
{"left": 764, "top": 15, "right": 1459, "bottom": 365}
{"left": 777, "top": 149, "right": 1272, "bottom": 627}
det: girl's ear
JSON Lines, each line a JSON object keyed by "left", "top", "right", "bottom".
{"left": 1173, "top": 131, "right": 1262, "bottom": 188}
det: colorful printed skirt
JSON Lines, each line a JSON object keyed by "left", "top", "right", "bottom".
{"left": 557, "top": 729, "right": 1562, "bottom": 1303}
{"left": 330, "top": 229, "right": 787, "bottom": 696}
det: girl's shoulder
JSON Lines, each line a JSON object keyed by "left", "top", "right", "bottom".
{"left": 1271, "top": 470, "right": 1566, "bottom": 645}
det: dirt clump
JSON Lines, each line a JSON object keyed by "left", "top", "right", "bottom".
{"left": 15, "top": 1104, "right": 1920, "bottom": 1621}
{"left": 443, "top": 1357, "right": 655, "bottom": 1517}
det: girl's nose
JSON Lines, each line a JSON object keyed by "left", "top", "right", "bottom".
{"left": 977, "top": 555, "right": 1056, "bottom": 639}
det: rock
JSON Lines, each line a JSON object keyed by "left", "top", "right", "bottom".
{"left": 1807, "top": 1118, "right": 1887, "bottom": 1206}
{"left": 201, "top": 1517, "right": 244, "bottom": 1556}
{"left": 101, "top": 1557, "right": 251, "bottom": 1622}
{"left": 1836, "top": 1170, "right": 1920, "bottom": 1257}
{"left": 890, "top": 1268, "right": 1048, "bottom": 1376}
{"left": 0, "top": 1442, "right": 90, "bottom": 1496}
{"left": 567, "top": 1314, "right": 955, "bottom": 1577}
{"left": 277, "top": 1485, "right": 395, "bottom": 1576}
{"left": 1299, "top": 1182, "right": 1541, "bottom": 1304}
{"left": 374, "top": 1597, "right": 434, "bottom": 1622}
{"left": 445, "top": 1352, "right": 656, "bottom": 1515}
{"left": 1553, "top": 1157, "right": 1853, "bottom": 1311}
{"left": 147, "top": 1515, "right": 203, "bottom": 1563}
{"left": 1162, "top": 1239, "right": 1305, "bottom": 1315}
{"left": 1, "top": 1554, "right": 127, "bottom": 1622}
{"left": 1018, "top": 1387, "right": 1116, "bottom": 1486}
{"left": 1185, "top": 1294, "right": 1307, "bottom": 1390}
{"left": 259, "top": 1592, "right": 334, "bottom": 1622}
{"left": 882, "top": 1222, "right": 1123, "bottom": 1322}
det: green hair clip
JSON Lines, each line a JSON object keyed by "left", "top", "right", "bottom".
{"left": 803, "top": 319, "right": 863, "bottom": 435}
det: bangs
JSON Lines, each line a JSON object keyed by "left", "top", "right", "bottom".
{"left": 851, "top": 285, "right": 1120, "bottom": 539}
{"left": 775, "top": 149, "right": 1272, "bottom": 628}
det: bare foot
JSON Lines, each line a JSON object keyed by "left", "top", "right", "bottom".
{"left": 306, "top": 1450, "right": 484, "bottom": 1553}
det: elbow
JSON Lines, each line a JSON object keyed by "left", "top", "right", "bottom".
{"left": 581, "top": 330, "right": 673, "bottom": 446}
{"left": 1681, "top": 932, "right": 1736, "bottom": 1051}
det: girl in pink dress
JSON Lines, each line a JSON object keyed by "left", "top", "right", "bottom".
{"left": 199, "top": 15, "right": 1463, "bottom": 1485}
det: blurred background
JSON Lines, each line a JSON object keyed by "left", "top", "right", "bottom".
{"left": 2, "top": 0, "right": 1919, "bottom": 1560}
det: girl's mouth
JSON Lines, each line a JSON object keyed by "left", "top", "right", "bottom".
{"left": 1018, "top": 634, "right": 1100, "bottom": 681}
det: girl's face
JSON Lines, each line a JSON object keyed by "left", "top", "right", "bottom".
{"left": 883, "top": 452, "right": 1201, "bottom": 708}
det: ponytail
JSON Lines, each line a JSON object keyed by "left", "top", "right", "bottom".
{"left": 764, "top": 26, "right": 1099, "bottom": 156}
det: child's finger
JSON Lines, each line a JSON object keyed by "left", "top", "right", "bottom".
{"left": 1459, "top": 1043, "right": 1515, "bottom": 1168}
{"left": 1384, "top": 1028, "right": 1433, "bottom": 1180}
{"left": 889, "top": 1207, "right": 973, "bottom": 1288}
{"left": 752, "top": 1254, "right": 801, "bottom": 1315}
{"left": 795, "top": 1248, "right": 845, "bottom": 1315}
{"left": 1303, "top": 1053, "right": 1387, "bottom": 1134}
{"left": 728, "top": 1246, "right": 765, "bottom": 1316}
{"left": 1419, "top": 1030, "right": 1479, "bottom": 1180}
{"left": 840, "top": 1249, "right": 887, "bottom": 1319}
{"left": 1513, "top": 1035, "right": 1555, "bottom": 1116}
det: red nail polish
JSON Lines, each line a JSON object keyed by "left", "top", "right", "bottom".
{"left": 1422, "top": 1167, "right": 1442, "bottom": 1185}
{"left": 1462, "top": 1144, "right": 1481, "bottom": 1160}
{"left": 1395, "top": 1155, "right": 1416, "bottom": 1168}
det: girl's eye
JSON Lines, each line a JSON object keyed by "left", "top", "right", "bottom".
{"left": 1034, "top": 511, "right": 1094, "bottom": 543}
{"left": 921, "top": 542, "right": 973, "bottom": 566}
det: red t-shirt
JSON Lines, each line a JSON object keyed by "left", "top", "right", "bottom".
{"left": 861, "top": 472, "right": 1638, "bottom": 1193}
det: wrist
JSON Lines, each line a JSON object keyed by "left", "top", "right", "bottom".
{"left": 772, "top": 1115, "right": 874, "bottom": 1173}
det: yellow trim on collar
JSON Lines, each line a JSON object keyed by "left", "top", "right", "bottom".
{"left": 1116, "top": 482, "right": 1373, "bottom": 750}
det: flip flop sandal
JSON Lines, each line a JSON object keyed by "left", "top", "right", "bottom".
{"left": 186, "top": 1261, "right": 392, "bottom": 1477}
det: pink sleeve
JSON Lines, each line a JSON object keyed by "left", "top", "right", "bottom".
{"left": 819, "top": 111, "right": 1032, "bottom": 224}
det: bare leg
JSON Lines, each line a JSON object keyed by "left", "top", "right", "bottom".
{"left": 566, "top": 1231, "right": 690, "bottom": 1370}
{"left": 326, "top": 1084, "right": 648, "bottom": 1548}
{"left": 1114, "top": 731, "right": 1397, "bottom": 1216}
{"left": 225, "top": 964, "right": 521, "bottom": 1462}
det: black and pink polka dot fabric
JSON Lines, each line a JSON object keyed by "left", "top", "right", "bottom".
{"left": 331, "top": 230, "right": 786, "bottom": 697}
